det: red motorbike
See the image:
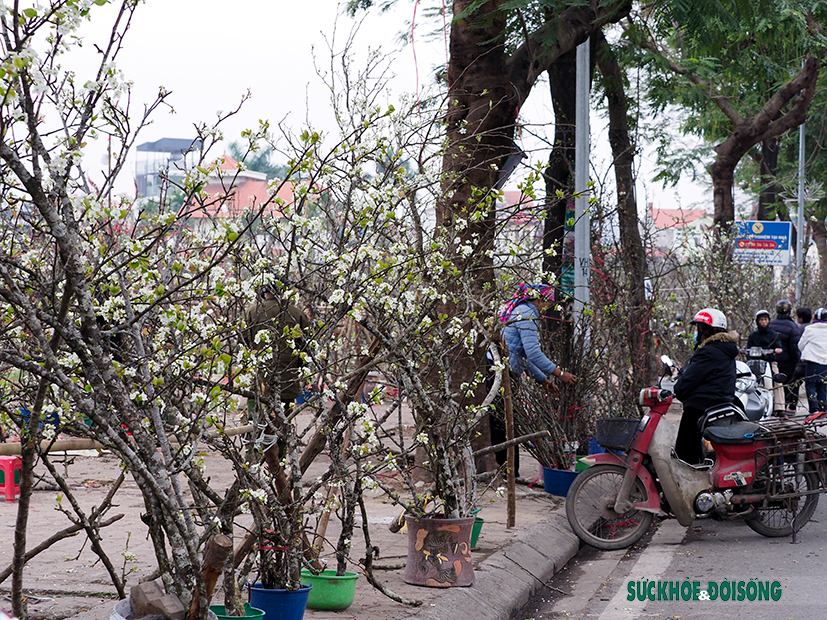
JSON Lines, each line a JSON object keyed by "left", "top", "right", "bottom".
{"left": 565, "top": 388, "right": 827, "bottom": 550}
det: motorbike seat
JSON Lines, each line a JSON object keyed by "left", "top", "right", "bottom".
{"left": 703, "top": 421, "right": 762, "bottom": 445}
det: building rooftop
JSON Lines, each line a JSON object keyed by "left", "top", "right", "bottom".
{"left": 136, "top": 138, "right": 202, "bottom": 153}
{"left": 649, "top": 206, "right": 710, "bottom": 229}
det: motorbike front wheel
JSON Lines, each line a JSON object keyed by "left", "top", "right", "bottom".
{"left": 745, "top": 462, "right": 819, "bottom": 538}
{"left": 565, "top": 464, "right": 654, "bottom": 550}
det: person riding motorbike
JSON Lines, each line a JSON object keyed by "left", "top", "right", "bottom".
{"left": 747, "top": 310, "right": 782, "bottom": 356}
{"left": 673, "top": 308, "right": 739, "bottom": 464}
{"left": 768, "top": 299, "right": 801, "bottom": 416}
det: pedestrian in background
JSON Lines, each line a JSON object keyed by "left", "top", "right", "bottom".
{"left": 769, "top": 299, "right": 801, "bottom": 415}
{"left": 797, "top": 307, "right": 812, "bottom": 330}
{"left": 794, "top": 307, "right": 812, "bottom": 385}
{"left": 798, "top": 308, "right": 827, "bottom": 414}
{"left": 243, "top": 283, "right": 311, "bottom": 407}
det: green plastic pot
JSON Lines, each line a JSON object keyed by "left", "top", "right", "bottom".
{"left": 209, "top": 603, "right": 265, "bottom": 620}
{"left": 300, "top": 569, "right": 358, "bottom": 610}
{"left": 470, "top": 516, "right": 484, "bottom": 550}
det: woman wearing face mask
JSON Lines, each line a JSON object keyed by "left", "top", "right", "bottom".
{"left": 673, "top": 308, "right": 739, "bottom": 464}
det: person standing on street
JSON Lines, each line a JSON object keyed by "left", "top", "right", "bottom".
{"left": 798, "top": 308, "right": 827, "bottom": 414}
{"left": 793, "top": 307, "right": 812, "bottom": 386}
{"left": 242, "top": 283, "right": 311, "bottom": 407}
{"left": 495, "top": 283, "right": 577, "bottom": 481}
{"left": 797, "top": 307, "right": 812, "bottom": 330}
{"left": 769, "top": 299, "right": 801, "bottom": 416}
{"left": 673, "top": 308, "right": 739, "bottom": 464}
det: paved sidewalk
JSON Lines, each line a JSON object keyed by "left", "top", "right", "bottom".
{"left": 0, "top": 447, "right": 579, "bottom": 620}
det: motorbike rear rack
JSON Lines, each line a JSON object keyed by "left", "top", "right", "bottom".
{"left": 752, "top": 419, "right": 827, "bottom": 498}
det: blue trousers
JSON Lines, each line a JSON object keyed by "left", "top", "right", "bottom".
{"left": 805, "top": 361, "right": 827, "bottom": 413}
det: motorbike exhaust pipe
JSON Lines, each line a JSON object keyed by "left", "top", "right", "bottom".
{"left": 730, "top": 494, "right": 768, "bottom": 506}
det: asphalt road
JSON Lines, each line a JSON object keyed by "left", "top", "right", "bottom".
{"left": 518, "top": 493, "right": 827, "bottom": 620}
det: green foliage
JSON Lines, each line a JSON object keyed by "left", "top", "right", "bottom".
{"left": 632, "top": 0, "right": 827, "bottom": 200}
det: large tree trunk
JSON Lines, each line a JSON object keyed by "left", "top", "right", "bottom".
{"left": 710, "top": 158, "right": 738, "bottom": 227}
{"left": 543, "top": 49, "right": 577, "bottom": 278}
{"left": 757, "top": 136, "right": 780, "bottom": 220}
{"left": 440, "top": 0, "right": 511, "bottom": 238}
{"left": 440, "top": 0, "right": 508, "bottom": 377}
{"left": 432, "top": 1, "right": 632, "bottom": 514}
{"left": 811, "top": 219, "right": 827, "bottom": 293}
{"left": 594, "top": 30, "right": 655, "bottom": 388}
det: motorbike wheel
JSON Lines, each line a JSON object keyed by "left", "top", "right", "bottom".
{"left": 565, "top": 464, "right": 654, "bottom": 550}
{"left": 745, "top": 463, "right": 820, "bottom": 538}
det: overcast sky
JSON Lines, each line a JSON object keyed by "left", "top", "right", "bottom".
{"left": 75, "top": 0, "right": 708, "bottom": 210}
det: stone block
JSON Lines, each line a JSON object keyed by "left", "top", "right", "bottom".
{"left": 130, "top": 580, "right": 185, "bottom": 620}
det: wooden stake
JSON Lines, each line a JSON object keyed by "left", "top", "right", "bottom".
{"left": 502, "top": 357, "right": 516, "bottom": 529}
{"left": 187, "top": 534, "right": 233, "bottom": 620}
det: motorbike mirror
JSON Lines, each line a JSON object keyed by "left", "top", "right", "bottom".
{"left": 773, "top": 373, "right": 788, "bottom": 383}
{"left": 660, "top": 355, "right": 674, "bottom": 367}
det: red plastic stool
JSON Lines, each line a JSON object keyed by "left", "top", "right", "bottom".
{"left": 0, "top": 456, "right": 22, "bottom": 502}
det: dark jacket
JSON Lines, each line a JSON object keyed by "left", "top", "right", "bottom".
{"left": 747, "top": 326, "right": 780, "bottom": 358}
{"left": 768, "top": 315, "right": 801, "bottom": 366}
{"left": 243, "top": 296, "right": 311, "bottom": 402}
{"left": 674, "top": 331, "right": 739, "bottom": 411}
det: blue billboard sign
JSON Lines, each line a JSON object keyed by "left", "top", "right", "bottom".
{"left": 733, "top": 221, "right": 792, "bottom": 266}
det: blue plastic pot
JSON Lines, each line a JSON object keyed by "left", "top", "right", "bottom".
{"left": 542, "top": 466, "right": 579, "bottom": 496}
{"left": 248, "top": 583, "right": 311, "bottom": 620}
{"left": 588, "top": 437, "right": 607, "bottom": 455}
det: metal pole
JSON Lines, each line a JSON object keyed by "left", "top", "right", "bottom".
{"left": 795, "top": 121, "right": 805, "bottom": 303}
{"left": 574, "top": 39, "right": 590, "bottom": 330}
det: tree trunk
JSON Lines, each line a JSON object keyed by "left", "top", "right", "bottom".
{"left": 441, "top": 0, "right": 510, "bottom": 241}
{"left": 431, "top": 0, "right": 632, "bottom": 515}
{"left": 811, "top": 219, "right": 827, "bottom": 293}
{"left": 757, "top": 137, "right": 780, "bottom": 220}
{"left": 543, "top": 49, "right": 577, "bottom": 278}
{"left": 710, "top": 157, "right": 738, "bottom": 227}
{"left": 594, "top": 30, "right": 654, "bottom": 388}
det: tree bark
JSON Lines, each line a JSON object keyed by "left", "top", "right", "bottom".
{"left": 594, "top": 30, "right": 654, "bottom": 388}
{"left": 543, "top": 49, "right": 577, "bottom": 278}
{"left": 811, "top": 219, "right": 827, "bottom": 293}
{"left": 757, "top": 136, "right": 780, "bottom": 220}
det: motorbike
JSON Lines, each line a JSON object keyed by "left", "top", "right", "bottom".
{"left": 566, "top": 387, "right": 827, "bottom": 550}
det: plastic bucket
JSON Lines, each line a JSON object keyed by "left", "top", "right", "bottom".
{"left": 300, "top": 570, "right": 358, "bottom": 610}
{"left": 542, "top": 467, "right": 579, "bottom": 496}
{"left": 470, "top": 516, "right": 484, "bottom": 549}
{"left": 210, "top": 604, "right": 265, "bottom": 620}
{"left": 248, "top": 583, "right": 311, "bottom": 620}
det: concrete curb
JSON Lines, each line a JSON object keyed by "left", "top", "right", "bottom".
{"left": 400, "top": 512, "right": 580, "bottom": 620}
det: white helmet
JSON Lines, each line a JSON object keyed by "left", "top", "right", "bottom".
{"left": 690, "top": 308, "right": 727, "bottom": 330}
